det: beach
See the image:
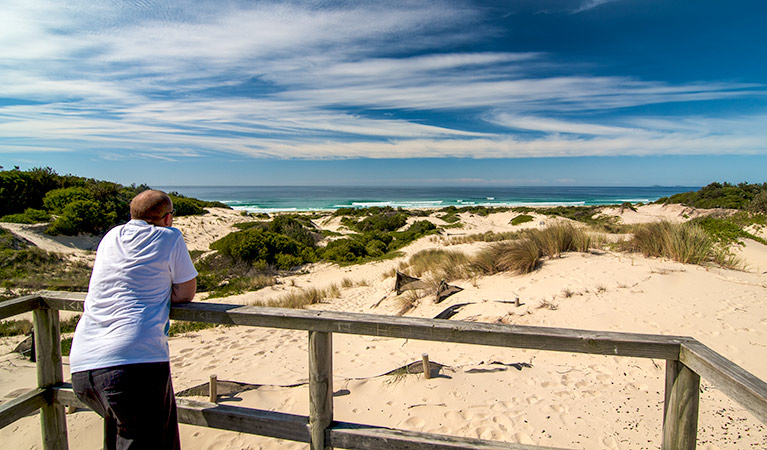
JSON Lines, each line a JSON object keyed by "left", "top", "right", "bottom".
{"left": 1, "top": 204, "right": 766, "bottom": 449}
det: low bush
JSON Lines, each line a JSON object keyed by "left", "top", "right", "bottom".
{"left": 659, "top": 182, "right": 767, "bottom": 210}
{"left": 194, "top": 252, "right": 277, "bottom": 298}
{"left": 47, "top": 199, "right": 117, "bottom": 235}
{"left": 210, "top": 228, "right": 315, "bottom": 269}
{"left": 510, "top": 214, "right": 533, "bottom": 226}
{"left": 0, "top": 208, "right": 51, "bottom": 224}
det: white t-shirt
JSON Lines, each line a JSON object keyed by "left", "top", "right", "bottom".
{"left": 70, "top": 220, "right": 198, "bottom": 373}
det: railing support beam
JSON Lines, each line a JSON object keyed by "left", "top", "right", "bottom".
{"left": 662, "top": 359, "right": 700, "bottom": 450}
{"left": 33, "top": 307, "right": 68, "bottom": 450}
{"left": 309, "top": 331, "right": 333, "bottom": 450}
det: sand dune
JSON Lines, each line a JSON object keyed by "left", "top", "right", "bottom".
{"left": 1, "top": 205, "right": 766, "bottom": 449}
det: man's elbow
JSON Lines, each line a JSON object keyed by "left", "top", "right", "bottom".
{"left": 171, "top": 278, "right": 197, "bottom": 303}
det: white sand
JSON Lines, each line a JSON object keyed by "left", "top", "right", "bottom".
{"left": 1, "top": 206, "right": 766, "bottom": 449}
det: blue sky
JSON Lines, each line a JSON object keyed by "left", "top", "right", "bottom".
{"left": 1, "top": 0, "right": 765, "bottom": 186}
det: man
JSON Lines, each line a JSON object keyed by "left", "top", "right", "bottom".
{"left": 70, "top": 190, "right": 197, "bottom": 450}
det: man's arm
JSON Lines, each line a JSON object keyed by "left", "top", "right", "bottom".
{"left": 171, "top": 278, "right": 196, "bottom": 303}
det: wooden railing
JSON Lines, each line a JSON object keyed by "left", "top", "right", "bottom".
{"left": 1, "top": 291, "right": 766, "bottom": 450}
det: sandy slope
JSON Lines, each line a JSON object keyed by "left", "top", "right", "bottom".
{"left": 1, "top": 205, "right": 766, "bottom": 449}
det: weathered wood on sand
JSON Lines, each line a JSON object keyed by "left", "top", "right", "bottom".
{"left": 33, "top": 307, "right": 68, "bottom": 450}
{"left": 328, "top": 424, "right": 575, "bottom": 450}
{"left": 0, "top": 294, "right": 41, "bottom": 320}
{"left": 0, "top": 388, "right": 46, "bottom": 429}
{"left": 309, "top": 331, "right": 334, "bottom": 450}
{"left": 53, "top": 387, "right": 311, "bottom": 443}
{"left": 662, "top": 360, "right": 699, "bottom": 450}
{"left": 680, "top": 341, "right": 767, "bottom": 424}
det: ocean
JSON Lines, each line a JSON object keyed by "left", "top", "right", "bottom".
{"left": 158, "top": 186, "right": 697, "bottom": 214}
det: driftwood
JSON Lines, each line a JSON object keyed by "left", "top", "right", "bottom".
{"left": 394, "top": 271, "right": 429, "bottom": 294}
{"left": 436, "top": 280, "right": 463, "bottom": 303}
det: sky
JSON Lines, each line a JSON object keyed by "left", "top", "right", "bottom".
{"left": 1, "top": 0, "right": 766, "bottom": 187}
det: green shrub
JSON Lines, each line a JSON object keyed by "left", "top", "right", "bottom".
{"left": 0, "top": 208, "right": 50, "bottom": 224}
{"left": 268, "top": 215, "right": 320, "bottom": 247}
{"left": 356, "top": 213, "right": 408, "bottom": 232}
{"left": 322, "top": 239, "right": 367, "bottom": 262}
{"left": 210, "top": 228, "right": 314, "bottom": 269}
{"left": 47, "top": 199, "right": 116, "bottom": 235}
{"left": 510, "top": 214, "right": 534, "bottom": 226}
{"left": 748, "top": 191, "right": 767, "bottom": 214}
{"left": 169, "top": 196, "right": 205, "bottom": 216}
{"left": 43, "top": 187, "right": 93, "bottom": 213}
{"left": 365, "top": 240, "right": 388, "bottom": 257}
{"left": 660, "top": 182, "right": 767, "bottom": 210}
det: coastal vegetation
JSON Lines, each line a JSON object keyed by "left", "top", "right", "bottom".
{"left": 657, "top": 182, "right": 767, "bottom": 211}
{"left": 0, "top": 167, "right": 228, "bottom": 235}
{"left": 0, "top": 228, "right": 91, "bottom": 299}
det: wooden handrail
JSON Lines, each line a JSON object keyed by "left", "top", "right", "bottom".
{"left": 1, "top": 291, "right": 766, "bottom": 450}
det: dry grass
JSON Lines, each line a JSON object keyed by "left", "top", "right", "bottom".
{"left": 470, "top": 223, "right": 592, "bottom": 275}
{"left": 442, "top": 230, "right": 521, "bottom": 245}
{"left": 253, "top": 285, "right": 337, "bottom": 309}
{"left": 395, "top": 290, "right": 421, "bottom": 315}
{"left": 537, "top": 299, "right": 558, "bottom": 310}
{"left": 402, "top": 249, "right": 471, "bottom": 281}
{"left": 621, "top": 220, "right": 743, "bottom": 268}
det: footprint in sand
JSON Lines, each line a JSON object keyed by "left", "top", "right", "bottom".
{"left": 512, "top": 432, "right": 535, "bottom": 445}
{"left": 525, "top": 394, "right": 541, "bottom": 405}
{"left": 476, "top": 427, "right": 499, "bottom": 440}
{"left": 402, "top": 416, "right": 426, "bottom": 429}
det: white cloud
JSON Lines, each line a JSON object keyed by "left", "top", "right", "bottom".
{"left": 0, "top": 0, "right": 765, "bottom": 164}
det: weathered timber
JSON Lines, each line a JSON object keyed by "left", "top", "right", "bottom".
{"left": 0, "top": 294, "right": 41, "bottom": 320}
{"left": 39, "top": 291, "right": 85, "bottom": 313}
{"left": 40, "top": 293, "right": 686, "bottom": 359}
{"left": 209, "top": 374, "right": 218, "bottom": 403}
{"left": 33, "top": 307, "right": 68, "bottom": 450}
{"left": 680, "top": 341, "right": 767, "bottom": 424}
{"left": 165, "top": 304, "right": 687, "bottom": 360}
{"left": 0, "top": 388, "right": 46, "bottom": 429}
{"left": 662, "top": 360, "right": 699, "bottom": 450}
{"left": 53, "top": 386, "right": 574, "bottom": 450}
{"left": 328, "top": 424, "right": 575, "bottom": 450}
{"left": 309, "top": 331, "right": 334, "bottom": 450}
{"left": 53, "top": 387, "right": 311, "bottom": 443}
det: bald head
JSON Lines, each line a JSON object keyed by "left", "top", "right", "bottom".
{"left": 130, "top": 190, "right": 173, "bottom": 222}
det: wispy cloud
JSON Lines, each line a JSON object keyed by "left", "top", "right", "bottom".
{"left": 0, "top": 0, "right": 765, "bottom": 165}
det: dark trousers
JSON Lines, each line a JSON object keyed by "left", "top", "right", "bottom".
{"left": 72, "top": 362, "right": 181, "bottom": 450}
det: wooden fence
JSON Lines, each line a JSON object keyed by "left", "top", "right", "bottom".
{"left": 1, "top": 290, "right": 766, "bottom": 450}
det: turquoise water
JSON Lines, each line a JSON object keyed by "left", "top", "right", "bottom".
{"left": 159, "top": 186, "right": 696, "bottom": 214}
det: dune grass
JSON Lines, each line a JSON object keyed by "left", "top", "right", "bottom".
{"left": 401, "top": 249, "right": 471, "bottom": 281}
{"left": 622, "top": 220, "right": 742, "bottom": 268}
{"left": 252, "top": 284, "right": 343, "bottom": 309}
{"left": 471, "top": 223, "right": 592, "bottom": 275}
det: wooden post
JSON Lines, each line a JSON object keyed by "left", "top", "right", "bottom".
{"left": 662, "top": 359, "right": 700, "bottom": 450}
{"left": 422, "top": 353, "right": 431, "bottom": 379}
{"left": 33, "top": 307, "right": 68, "bottom": 450}
{"left": 209, "top": 375, "right": 218, "bottom": 403}
{"left": 309, "top": 331, "right": 333, "bottom": 450}
{"left": 514, "top": 297, "right": 520, "bottom": 307}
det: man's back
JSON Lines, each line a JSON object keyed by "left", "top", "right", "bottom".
{"left": 70, "top": 219, "right": 197, "bottom": 373}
